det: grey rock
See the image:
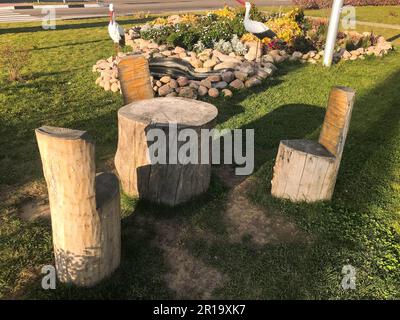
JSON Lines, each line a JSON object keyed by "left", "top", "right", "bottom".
{"left": 208, "top": 88, "right": 219, "bottom": 98}
{"left": 198, "top": 85, "right": 208, "bottom": 97}
{"left": 245, "top": 77, "right": 262, "bottom": 88}
{"left": 177, "top": 76, "right": 189, "bottom": 87}
{"left": 158, "top": 84, "right": 173, "bottom": 96}
{"left": 222, "top": 89, "right": 233, "bottom": 97}
{"left": 179, "top": 87, "right": 197, "bottom": 99}
{"left": 213, "top": 81, "right": 228, "bottom": 89}
{"left": 234, "top": 71, "right": 248, "bottom": 81}
{"left": 200, "top": 79, "right": 212, "bottom": 89}
{"left": 229, "top": 79, "right": 244, "bottom": 90}
{"left": 221, "top": 71, "right": 235, "bottom": 83}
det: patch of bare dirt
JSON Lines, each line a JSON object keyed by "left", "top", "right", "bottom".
{"left": 0, "top": 181, "right": 51, "bottom": 221}
{"left": 215, "top": 165, "right": 307, "bottom": 246}
{"left": 5, "top": 267, "right": 41, "bottom": 300}
{"left": 152, "top": 220, "right": 226, "bottom": 299}
{"left": 20, "top": 199, "right": 50, "bottom": 221}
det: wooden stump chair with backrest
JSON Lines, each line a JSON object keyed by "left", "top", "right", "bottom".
{"left": 35, "top": 126, "right": 121, "bottom": 287}
{"left": 117, "top": 54, "right": 154, "bottom": 104}
{"left": 271, "top": 86, "right": 356, "bottom": 202}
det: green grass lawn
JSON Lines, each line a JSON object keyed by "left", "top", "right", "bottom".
{"left": 303, "top": 5, "right": 400, "bottom": 46}
{"left": 305, "top": 5, "right": 400, "bottom": 25}
{"left": 0, "top": 13, "right": 399, "bottom": 299}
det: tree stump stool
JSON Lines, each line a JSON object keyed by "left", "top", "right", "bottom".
{"left": 35, "top": 126, "right": 121, "bottom": 287}
{"left": 118, "top": 54, "right": 154, "bottom": 104}
{"left": 271, "top": 86, "right": 355, "bottom": 202}
{"left": 115, "top": 97, "right": 218, "bottom": 206}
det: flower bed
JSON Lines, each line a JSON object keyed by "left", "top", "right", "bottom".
{"left": 93, "top": 6, "right": 393, "bottom": 100}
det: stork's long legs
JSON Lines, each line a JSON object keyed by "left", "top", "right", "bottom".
{"left": 255, "top": 40, "right": 259, "bottom": 62}
{"left": 114, "top": 43, "right": 120, "bottom": 58}
{"left": 256, "top": 39, "right": 262, "bottom": 62}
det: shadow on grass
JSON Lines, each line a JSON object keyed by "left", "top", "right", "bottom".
{"left": 0, "top": 17, "right": 153, "bottom": 36}
{"left": 19, "top": 102, "right": 325, "bottom": 299}
{"left": 126, "top": 67, "right": 400, "bottom": 299}
{"left": 31, "top": 39, "right": 107, "bottom": 51}
{"left": 387, "top": 34, "right": 400, "bottom": 42}
{"left": 10, "top": 65, "right": 400, "bottom": 299}
{"left": 239, "top": 69, "right": 400, "bottom": 299}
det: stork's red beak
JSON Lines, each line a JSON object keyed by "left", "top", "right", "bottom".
{"left": 235, "top": 0, "right": 246, "bottom": 6}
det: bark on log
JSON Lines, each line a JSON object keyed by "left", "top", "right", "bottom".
{"left": 118, "top": 54, "right": 154, "bottom": 104}
{"left": 115, "top": 97, "right": 218, "bottom": 206}
{"left": 271, "top": 86, "right": 355, "bottom": 202}
{"left": 35, "top": 126, "right": 120, "bottom": 287}
{"left": 271, "top": 140, "right": 337, "bottom": 201}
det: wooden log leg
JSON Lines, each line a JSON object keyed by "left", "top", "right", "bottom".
{"left": 115, "top": 116, "right": 150, "bottom": 197}
{"left": 36, "top": 126, "right": 121, "bottom": 287}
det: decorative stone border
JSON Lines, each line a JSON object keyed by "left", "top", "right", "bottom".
{"left": 93, "top": 29, "right": 393, "bottom": 101}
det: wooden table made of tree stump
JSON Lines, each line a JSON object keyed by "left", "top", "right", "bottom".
{"left": 115, "top": 97, "right": 218, "bottom": 206}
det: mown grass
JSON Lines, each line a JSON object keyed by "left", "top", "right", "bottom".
{"left": 305, "top": 5, "right": 400, "bottom": 25}
{"left": 0, "top": 13, "right": 399, "bottom": 299}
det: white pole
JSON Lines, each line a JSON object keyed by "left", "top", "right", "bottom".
{"left": 323, "top": 0, "right": 344, "bottom": 67}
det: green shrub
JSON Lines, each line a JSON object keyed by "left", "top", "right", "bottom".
{"left": 140, "top": 25, "right": 174, "bottom": 44}
{"left": 166, "top": 24, "right": 200, "bottom": 50}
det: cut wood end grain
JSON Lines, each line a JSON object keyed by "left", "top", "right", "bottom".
{"left": 118, "top": 97, "right": 218, "bottom": 128}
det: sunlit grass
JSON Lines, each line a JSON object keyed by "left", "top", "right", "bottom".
{"left": 0, "top": 13, "right": 399, "bottom": 299}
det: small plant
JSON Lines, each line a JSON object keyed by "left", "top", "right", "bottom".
{"left": 140, "top": 6, "right": 307, "bottom": 52}
{"left": 193, "top": 40, "right": 206, "bottom": 53}
{"left": 231, "top": 35, "right": 247, "bottom": 55}
{"left": 140, "top": 24, "right": 174, "bottom": 44}
{"left": 0, "top": 43, "right": 31, "bottom": 82}
{"left": 213, "top": 39, "right": 233, "bottom": 54}
{"left": 166, "top": 23, "right": 200, "bottom": 50}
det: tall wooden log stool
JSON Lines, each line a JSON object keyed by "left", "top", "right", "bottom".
{"left": 118, "top": 54, "right": 154, "bottom": 104}
{"left": 271, "top": 86, "right": 355, "bottom": 202}
{"left": 115, "top": 97, "right": 218, "bottom": 206}
{"left": 35, "top": 126, "right": 121, "bottom": 287}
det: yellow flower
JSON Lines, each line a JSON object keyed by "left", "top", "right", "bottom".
{"left": 213, "top": 5, "right": 236, "bottom": 20}
{"left": 241, "top": 13, "right": 303, "bottom": 46}
{"left": 151, "top": 17, "right": 169, "bottom": 26}
{"left": 241, "top": 33, "right": 258, "bottom": 43}
{"left": 266, "top": 17, "right": 302, "bottom": 45}
{"left": 180, "top": 14, "right": 199, "bottom": 25}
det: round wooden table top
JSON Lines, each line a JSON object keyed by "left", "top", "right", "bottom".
{"left": 118, "top": 97, "right": 218, "bottom": 127}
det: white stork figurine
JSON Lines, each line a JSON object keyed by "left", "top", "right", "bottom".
{"left": 108, "top": 3, "right": 125, "bottom": 55}
{"left": 235, "top": 0, "right": 278, "bottom": 60}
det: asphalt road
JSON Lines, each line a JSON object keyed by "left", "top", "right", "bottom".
{"left": 6, "top": 0, "right": 291, "bottom": 22}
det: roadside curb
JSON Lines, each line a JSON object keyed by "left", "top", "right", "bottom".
{"left": 0, "top": 3, "right": 105, "bottom": 11}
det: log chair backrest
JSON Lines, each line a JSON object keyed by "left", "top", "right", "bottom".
{"left": 35, "top": 126, "right": 97, "bottom": 258}
{"left": 117, "top": 55, "right": 154, "bottom": 104}
{"left": 318, "top": 86, "right": 356, "bottom": 158}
